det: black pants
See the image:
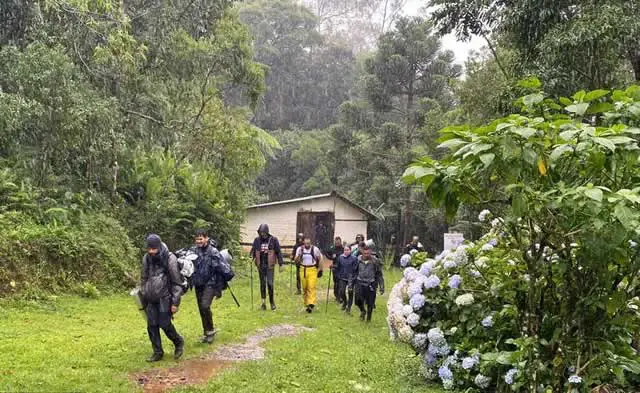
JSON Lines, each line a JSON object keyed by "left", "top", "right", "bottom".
{"left": 296, "top": 265, "right": 302, "bottom": 292}
{"left": 145, "top": 298, "right": 183, "bottom": 355}
{"left": 354, "top": 282, "right": 376, "bottom": 321}
{"left": 336, "top": 279, "right": 353, "bottom": 309}
{"left": 259, "top": 265, "right": 275, "bottom": 304}
{"left": 332, "top": 270, "right": 340, "bottom": 300}
{"left": 195, "top": 285, "right": 218, "bottom": 335}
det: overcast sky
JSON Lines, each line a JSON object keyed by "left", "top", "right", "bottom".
{"left": 403, "top": 0, "right": 484, "bottom": 65}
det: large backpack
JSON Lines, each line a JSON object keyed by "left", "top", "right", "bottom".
{"left": 174, "top": 248, "right": 197, "bottom": 289}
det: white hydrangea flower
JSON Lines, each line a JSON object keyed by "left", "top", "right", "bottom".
{"left": 402, "top": 304, "right": 414, "bottom": 317}
{"left": 455, "top": 293, "right": 475, "bottom": 306}
{"left": 478, "top": 209, "right": 491, "bottom": 222}
{"left": 427, "top": 327, "right": 446, "bottom": 344}
{"left": 407, "top": 313, "right": 420, "bottom": 327}
{"left": 400, "top": 254, "right": 411, "bottom": 267}
{"left": 397, "top": 325, "right": 415, "bottom": 343}
{"left": 475, "top": 374, "right": 491, "bottom": 389}
{"left": 442, "top": 379, "right": 455, "bottom": 390}
{"left": 476, "top": 256, "right": 489, "bottom": 268}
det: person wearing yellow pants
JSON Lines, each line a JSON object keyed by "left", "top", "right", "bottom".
{"left": 295, "top": 236, "right": 324, "bottom": 313}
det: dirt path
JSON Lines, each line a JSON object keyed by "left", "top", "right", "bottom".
{"left": 132, "top": 324, "right": 314, "bottom": 393}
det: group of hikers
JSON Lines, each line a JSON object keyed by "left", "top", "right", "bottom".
{"left": 137, "top": 224, "right": 413, "bottom": 362}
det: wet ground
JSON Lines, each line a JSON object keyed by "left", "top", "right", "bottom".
{"left": 132, "top": 324, "right": 314, "bottom": 393}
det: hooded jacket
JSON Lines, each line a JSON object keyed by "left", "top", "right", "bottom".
{"left": 250, "top": 224, "right": 283, "bottom": 269}
{"left": 355, "top": 255, "right": 385, "bottom": 292}
{"left": 141, "top": 243, "right": 183, "bottom": 306}
{"left": 191, "top": 243, "right": 225, "bottom": 289}
{"left": 334, "top": 253, "right": 358, "bottom": 281}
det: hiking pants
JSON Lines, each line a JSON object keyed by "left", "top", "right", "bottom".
{"left": 296, "top": 265, "right": 302, "bottom": 292}
{"left": 145, "top": 298, "right": 183, "bottom": 355}
{"left": 259, "top": 265, "right": 275, "bottom": 305}
{"left": 333, "top": 270, "right": 340, "bottom": 301}
{"left": 336, "top": 279, "right": 353, "bottom": 309}
{"left": 300, "top": 266, "right": 318, "bottom": 306}
{"left": 195, "top": 285, "right": 217, "bottom": 336}
{"left": 355, "top": 282, "right": 376, "bottom": 321}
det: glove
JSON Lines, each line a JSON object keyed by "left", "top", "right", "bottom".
{"left": 317, "top": 270, "right": 324, "bottom": 278}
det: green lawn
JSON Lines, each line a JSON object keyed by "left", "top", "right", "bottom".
{"left": 0, "top": 266, "right": 442, "bottom": 393}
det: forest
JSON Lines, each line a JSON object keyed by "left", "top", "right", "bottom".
{"left": 1, "top": 0, "right": 639, "bottom": 294}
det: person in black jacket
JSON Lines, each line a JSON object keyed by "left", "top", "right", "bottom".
{"left": 334, "top": 245, "right": 358, "bottom": 314}
{"left": 327, "top": 236, "right": 344, "bottom": 302}
{"left": 191, "top": 229, "right": 225, "bottom": 344}
{"left": 354, "top": 245, "right": 385, "bottom": 322}
{"left": 140, "top": 234, "right": 184, "bottom": 362}
{"left": 250, "top": 224, "right": 284, "bottom": 311}
{"left": 291, "top": 233, "right": 304, "bottom": 295}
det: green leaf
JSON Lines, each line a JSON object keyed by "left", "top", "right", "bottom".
{"left": 523, "top": 93, "right": 544, "bottom": 108}
{"left": 586, "top": 102, "right": 614, "bottom": 114}
{"left": 607, "top": 136, "right": 635, "bottom": 145}
{"left": 629, "top": 103, "right": 640, "bottom": 117}
{"left": 437, "top": 138, "right": 466, "bottom": 150}
{"left": 549, "top": 144, "right": 573, "bottom": 162}
{"left": 572, "top": 90, "right": 587, "bottom": 102}
{"left": 479, "top": 153, "right": 495, "bottom": 167}
{"left": 496, "top": 122, "right": 513, "bottom": 131}
{"left": 614, "top": 204, "right": 636, "bottom": 229}
{"left": 584, "top": 188, "right": 603, "bottom": 202}
{"left": 593, "top": 137, "right": 616, "bottom": 152}
{"left": 559, "top": 130, "right": 580, "bottom": 141}
{"left": 559, "top": 97, "right": 573, "bottom": 106}
{"left": 517, "top": 77, "right": 541, "bottom": 89}
{"left": 566, "top": 103, "right": 589, "bottom": 116}
{"left": 512, "top": 127, "right": 537, "bottom": 139}
{"left": 584, "top": 89, "right": 609, "bottom": 102}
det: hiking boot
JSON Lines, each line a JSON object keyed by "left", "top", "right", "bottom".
{"left": 346, "top": 308, "right": 352, "bottom": 316}
{"left": 271, "top": 303, "right": 277, "bottom": 311}
{"left": 306, "top": 306, "right": 312, "bottom": 314}
{"left": 360, "top": 311, "right": 366, "bottom": 321}
{"left": 341, "top": 304, "right": 347, "bottom": 311}
{"left": 174, "top": 339, "right": 184, "bottom": 360}
{"left": 200, "top": 330, "right": 216, "bottom": 344}
{"left": 260, "top": 303, "right": 267, "bottom": 311}
{"left": 146, "top": 353, "right": 163, "bottom": 362}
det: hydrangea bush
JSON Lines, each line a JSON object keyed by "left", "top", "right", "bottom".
{"left": 392, "top": 85, "right": 640, "bottom": 392}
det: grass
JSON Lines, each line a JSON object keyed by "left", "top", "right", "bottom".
{"left": 0, "top": 265, "right": 443, "bottom": 393}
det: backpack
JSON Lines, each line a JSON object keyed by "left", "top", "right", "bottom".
{"left": 218, "top": 249, "right": 235, "bottom": 289}
{"left": 174, "top": 248, "right": 197, "bottom": 288}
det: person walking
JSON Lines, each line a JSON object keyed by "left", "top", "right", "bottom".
{"left": 250, "top": 224, "right": 284, "bottom": 311}
{"left": 333, "top": 245, "right": 358, "bottom": 314}
{"left": 140, "top": 234, "right": 184, "bottom": 362}
{"left": 294, "top": 236, "right": 324, "bottom": 313}
{"left": 354, "top": 245, "right": 385, "bottom": 322}
{"left": 327, "top": 236, "right": 344, "bottom": 302}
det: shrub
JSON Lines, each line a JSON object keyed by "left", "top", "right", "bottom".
{"left": 391, "top": 84, "right": 640, "bottom": 392}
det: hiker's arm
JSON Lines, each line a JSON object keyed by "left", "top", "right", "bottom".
{"left": 168, "top": 255, "right": 183, "bottom": 306}
{"left": 274, "top": 238, "right": 284, "bottom": 266}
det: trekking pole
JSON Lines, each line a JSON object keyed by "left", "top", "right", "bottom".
{"left": 250, "top": 261, "right": 254, "bottom": 310}
{"left": 227, "top": 285, "right": 241, "bottom": 308}
{"left": 325, "top": 267, "right": 332, "bottom": 313}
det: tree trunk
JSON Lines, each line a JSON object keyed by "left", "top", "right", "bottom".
{"left": 627, "top": 43, "right": 640, "bottom": 82}
{"left": 402, "top": 80, "right": 415, "bottom": 245}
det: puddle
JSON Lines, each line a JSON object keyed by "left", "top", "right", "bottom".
{"left": 132, "top": 324, "right": 314, "bottom": 393}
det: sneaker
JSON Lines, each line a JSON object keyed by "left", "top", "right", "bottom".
{"left": 260, "top": 303, "right": 267, "bottom": 311}
{"left": 360, "top": 311, "right": 366, "bottom": 321}
{"left": 200, "top": 330, "right": 216, "bottom": 344}
{"left": 271, "top": 303, "right": 277, "bottom": 311}
{"left": 306, "top": 306, "right": 312, "bottom": 314}
{"left": 174, "top": 339, "right": 184, "bottom": 360}
{"left": 146, "top": 353, "right": 163, "bottom": 362}
{"left": 341, "top": 304, "right": 347, "bottom": 311}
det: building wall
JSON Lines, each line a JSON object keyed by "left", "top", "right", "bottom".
{"left": 241, "top": 195, "right": 368, "bottom": 250}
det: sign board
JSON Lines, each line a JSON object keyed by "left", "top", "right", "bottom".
{"left": 443, "top": 233, "right": 465, "bottom": 251}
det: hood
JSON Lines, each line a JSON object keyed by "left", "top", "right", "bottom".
{"left": 257, "top": 224, "right": 270, "bottom": 235}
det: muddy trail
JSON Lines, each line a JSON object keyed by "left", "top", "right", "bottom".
{"left": 132, "top": 324, "right": 314, "bottom": 393}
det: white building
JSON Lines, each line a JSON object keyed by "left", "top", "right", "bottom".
{"left": 241, "top": 191, "right": 376, "bottom": 252}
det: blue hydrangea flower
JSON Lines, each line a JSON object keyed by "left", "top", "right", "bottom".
{"left": 424, "top": 350, "right": 437, "bottom": 365}
{"left": 424, "top": 275, "right": 441, "bottom": 289}
{"left": 427, "top": 327, "right": 445, "bottom": 344}
{"left": 568, "top": 375, "right": 582, "bottom": 384}
{"left": 412, "top": 333, "right": 427, "bottom": 350}
{"left": 481, "top": 243, "right": 494, "bottom": 252}
{"left": 403, "top": 267, "right": 418, "bottom": 280}
{"left": 448, "top": 274, "right": 462, "bottom": 289}
{"left": 504, "top": 368, "right": 518, "bottom": 385}
{"left": 409, "top": 294, "right": 426, "bottom": 310}
{"left": 400, "top": 254, "right": 411, "bottom": 267}
{"left": 438, "top": 365, "right": 453, "bottom": 381}
{"left": 407, "top": 313, "right": 420, "bottom": 327}
{"left": 470, "top": 270, "right": 482, "bottom": 278}
{"left": 474, "top": 374, "right": 491, "bottom": 389}
{"left": 488, "top": 238, "right": 498, "bottom": 246}
{"left": 481, "top": 315, "right": 494, "bottom": 328}
{"left": 443, "top": 259, "right": 457, "bottom": 269}
{"left": 428, "top": 342, "right": 450, "bottom": 357}
{"left": 408, "top": 282, "right": 424, "bottom": 297}
{"left": 419, "top": 260, "right": 435, "bottom": 276}
{"left": 461, "top": 356, "right": 479, "bottom": 370}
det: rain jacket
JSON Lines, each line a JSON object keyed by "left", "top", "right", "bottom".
{"left": 191, "top": 243, "right": 233, "bottom": 291}
{"left": 141, "top": 244, "right": 183, "bottom": 306}
{"left": 355, "top": 255, "right": 385, "bottom": 292}
{"left": 334, "top": 253, "right": 358, "bottom": 282}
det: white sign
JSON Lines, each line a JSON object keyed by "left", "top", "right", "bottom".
{"left": 443, "top": 233, "right": 465, "bottom": 251}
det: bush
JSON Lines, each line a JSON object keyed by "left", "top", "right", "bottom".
{"left": 392, "top": 84, "right": 640, "bottom": 392}
{"left": 0, "top": 211, "right": 137, "bottom": 297}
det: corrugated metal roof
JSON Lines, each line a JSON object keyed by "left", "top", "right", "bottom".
{"left": 247, "top": 191, "right": 377, "bottom": 219}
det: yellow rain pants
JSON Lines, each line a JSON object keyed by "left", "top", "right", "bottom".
{"left": 300, "top": 266, "right": 318, "bottom": 306}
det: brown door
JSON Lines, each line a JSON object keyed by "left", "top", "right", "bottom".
{"left": 296, "top": 212, "right": 335, "bottom": 252}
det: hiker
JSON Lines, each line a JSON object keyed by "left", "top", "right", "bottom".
{"left": 334, "top": 245, "right": 358, "bottom": 314}
{"left": 350, "top": 234, "right": 364, "bottom": 249}
{"left": 191, "top": 229, "right": 229, "bottom": 344}
{"left": 351, "top": 241, "right": 365, "bottom": 258}
{"left": 327, "top": 236, "right": 344, "bottom": 302}
{"left": 140, "top": 234, "right": 184, "bottom": 362}
{"left": 291, "top": 233, "right": 304, "bottom": 295}
{"left": 294, "top": 235, "right": 324, "bottom": 313}
{"left": 405, "top": 236, "right": 425, "bottom": 254}
{"left": 354, "top": 245, "right": 385, "bottom": 322}
{"left": 250, "top": 224, "right": 284, "bottom": 311}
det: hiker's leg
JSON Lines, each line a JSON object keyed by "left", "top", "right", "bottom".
{"left": 300, "top": 267, "right": 309, "bottom": 305}
{"left": 347, "top": 285, "right": 354, "bottom": 310}
{"left": 145, "top": 303, "right": 163, "bottom": 355}
{"left": 259, "top": 266, "right": 267, "bottom": 301}
{"left": 354, "top": 284, "right": 365, "bottom": 313}
{"left": 307, "top": 267, "right": 318, "bottom": 308}
{"left": 333, "top": 272, "right": 340, "bottom": 301}
{"left": 365, "top": 286, "right": 375, "bottom": 321}
{"left": 267, "top": 268, "right": 275, "bottom": 305}
{"left": 196, "top": 285, "right": 215, "bottom": 335}
{"left": 158, "top": 298, "right": 183, "bottom": 346}
{"left": 296, "top": 265, "right": 302, "bottom": 293}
